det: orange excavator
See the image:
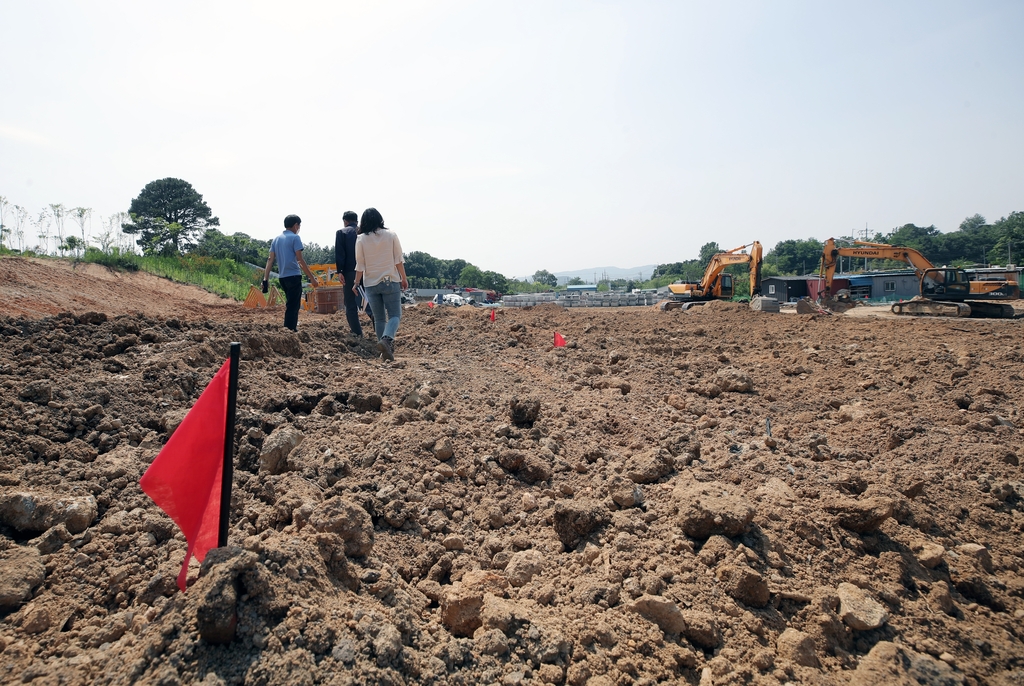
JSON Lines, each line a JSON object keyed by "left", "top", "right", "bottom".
{"left": 819, "top": 239, "right": 1017, "bottom": 318}
{"left": 661, "top": 241, "right": 763, "bottom": 311}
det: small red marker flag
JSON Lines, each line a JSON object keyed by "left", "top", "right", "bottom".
{"left": 140, "top": 345, "right": 239, "bottom": 592}
{"left": 489, "top": 308, "right": 496, "bottom": 322}
{"left": 427, "top": 301, "right": 435, "bottom": 309}
{"left": 554, "top": 332, "right": 566, "bottom": 347}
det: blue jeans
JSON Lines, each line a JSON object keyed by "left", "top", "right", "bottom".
{"left": 366, "top": 280, "right": 401, "bottom": 340}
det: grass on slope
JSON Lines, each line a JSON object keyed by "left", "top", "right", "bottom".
{"left": 80, "top": 250, "right": 261, "bottom": 301}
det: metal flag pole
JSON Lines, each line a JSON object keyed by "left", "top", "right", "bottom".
{"left": 218, "top": 342, "right": 241, "bottom": 547}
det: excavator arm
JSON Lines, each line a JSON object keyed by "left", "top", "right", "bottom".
{"left": 819, "top": 238, "right": 941, "bottom": 295}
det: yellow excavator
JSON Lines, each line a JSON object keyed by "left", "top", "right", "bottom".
{"left": 660, "top": 242, "right": 763, "bottom": 311}
{"left": 819, "top": 238, "right": 1018, "bottom": 318}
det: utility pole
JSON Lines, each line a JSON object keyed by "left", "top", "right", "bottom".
{"left": 863, "top": 223, "right": 869, "bottom": 271}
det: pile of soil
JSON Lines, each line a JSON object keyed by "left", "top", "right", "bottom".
{"left": 1, "top": 256, "right": 1022, "bottom": 685}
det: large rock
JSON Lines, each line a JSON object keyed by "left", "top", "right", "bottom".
{"left": 626, "top": 448, "right": 674, "bottom": 484}
{"left": 957, "top": 543, "right": 993, "bottom": 573}
{"left": 823, "top": 496, "right": 894, "bottom": 533}
{"left": 552, "top": 499, "right": 610, "bottom": 551}
{"left": 19, "top": 380, "right": 52, "bottom": 404}
{"left": 837, "top": 582, "right": 889, "bottom": 630}
{"left": 912, "top": 541, "right": 945, "bottom": 569}
{"left": 715, "top": 564, "right": 770, "bottom": 608}
{"left": 680, "top": 610, "right": 721, "bottom": 649}
{"left": 0, "top": 491, "right": 97, "bottom": 535}
{"left": 194, "top": 546, "right": 258, "bottom": 644}
{"left": 674, "top": 480, "right": 754, "bottom": 539}
{"left": 850, "top": 641, "right": 964, "bottom": 686}
{"left": 497, "top": 449, "right": 552, "bottom": 484}
{"left": 715, "top": 367, "right": 754, "bottom": 393}
{"left": 509, "top": 398, "right": 541, "bottom": 427}
{"left": 504, "top": 549, "right": 544, "bottom": 587}
{"left": 627, "top": 595, "right": 687, "bottom": 634}
{"left": 749, "top": 296, "right": 780, "bottom": 313}
{"left": 308, "top": 497, "right": 374, "bottom": 557}
{"left": 607, "top": 475, "right": 643, "bottom": 508}
{"left": 776, "top": 628, "right": 819, "bottom": 667}
{"left": 259, "top": 426, "right": 304, "bottom": 474}
{"left": 440, "top": 583, "right": 485, "bottom": 637}
{"left": 0, "top": 546, "right": 45, "bottom": 611}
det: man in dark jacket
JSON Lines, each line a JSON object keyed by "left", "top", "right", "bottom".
{"left": 335, "top": 210, "right": 370, "bottom": 336}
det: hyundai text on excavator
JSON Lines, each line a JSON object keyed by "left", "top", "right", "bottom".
{"left": 660, "top": 242, "right": 763, "bottom": 311}
{"left": 818, "top": 238, "right": 1018, "bottom": 318}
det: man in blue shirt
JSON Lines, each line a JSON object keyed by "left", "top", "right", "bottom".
{"left": 262, "top": 214, "right": 320, "bottom": 331}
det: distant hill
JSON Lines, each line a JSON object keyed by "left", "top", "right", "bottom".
{"left": 514, "top": 265, "right": 658, "bottom": 285}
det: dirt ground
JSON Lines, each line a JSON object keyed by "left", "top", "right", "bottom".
{"left": 1, "top": 255, "right": 1023, "bottom": 685}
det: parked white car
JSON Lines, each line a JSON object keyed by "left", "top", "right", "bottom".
{"left": 443, "top": 294, "right": 467, "bottom": 306}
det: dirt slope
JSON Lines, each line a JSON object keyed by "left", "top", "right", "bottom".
{"left": 0, "top": 256, "right": 1022, "bottom": 685}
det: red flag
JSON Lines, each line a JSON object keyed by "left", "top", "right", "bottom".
{"left": 427, "top": 301, "right": 435, "bottom": 309}
{"left": 489, "top": 308, "right": 496, "bottom": 322}
{"left": 554, "top": 332, "right": 566, "bottom": 347}
{"left": 140, "top": 359, "right": 230, "bottom": 592}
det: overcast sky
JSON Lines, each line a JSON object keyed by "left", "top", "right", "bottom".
{"left": 2, "top": 1, "right": 1022, "bottom": 278}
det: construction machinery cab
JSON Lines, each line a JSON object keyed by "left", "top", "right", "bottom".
{"left": 921, "top": 268, "right": 970, "bottom": 299}
{"left": 718, "top": 273, "right": 734, "bottom": 299}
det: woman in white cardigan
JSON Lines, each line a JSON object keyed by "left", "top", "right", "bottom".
{"left": 352, "top": 208, "right": 408, "bottom": 362}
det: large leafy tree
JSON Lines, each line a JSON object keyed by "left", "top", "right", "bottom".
{"left": 532, "top": 269, "right": 557, "bottom": 287}
{"left": 122, "top": 178, "right": 219, "bottom": 255}
{"left": 194, "top": 228, "right": 269, "bottom": 264}
{"left": 404, "top": 251, "right": 442, "bottom": 288}
{"left": 457, "top": 265, "right": 485, "bottom": 288}
{"left": 765, "top": 238, "right": 823, "bottom": 275}
{"left": 698, "top": 242, "right": 721, "bottom": 269}
{"left": 440, "top": 258, "right": 468, "bottom": 286}
{"left": 992, "top": 211, "right": 1024, "bottom": 265}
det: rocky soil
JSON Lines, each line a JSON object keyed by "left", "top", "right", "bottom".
{"left": 1, "top": 256, "right": 1023, "bottom": 685}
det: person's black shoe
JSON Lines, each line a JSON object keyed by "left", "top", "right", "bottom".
{"left": 377, "top": 336, "right": 394, "bottom": 362}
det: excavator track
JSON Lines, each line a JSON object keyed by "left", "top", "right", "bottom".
{"left": 890, "top": 299, "right": 972, "bottom": 317}
{"left": 965, "top": 301, "right": 1016, "bottom": 319}
{"left": 659, "top": 300, "right": 707, "bottom": 311}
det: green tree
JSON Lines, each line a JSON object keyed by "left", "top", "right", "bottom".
{"left": 440, "top": 258, "right": 468, "bottom": 285}
{"left": 301, "top": 242, "right": 334, "bottom": 265}
{"left": 532, "top": 269, "right": 557, "bottom": 287}
{"left": 960, "top": 214, "right": 987, "bottom": 233}
{"left": 698, "top": 242, "right": 721, "bottom": 269}
{"left": 404, "top": 251, "right": 442, "bottom": 288}
{"left": 62, "top": 235, "right": 85, "bottom": 258}
{"left": 765, "top": 238, "right": 823, "bottom": 275}
{"left": 122, "top": 178, "right": 220, "bottom": 255}
{"left": 567, "top": 276, "right": 584, "bottom": 286}
{"left": 0, "top": 196, "right": 8, "bottom": 249}
{"left": 458, "top": 264, "right": 485, "bottom": 287}
{"left": 481, "top": 271, "right": 509, "bottom": 293}
{"left": 195, "top": 228, "right": 270, "bottom": 264}
{"left": 71, "top": 207, "right": 91, "bottom": 246}
{"left": 993, "top": 211, "right": 1024, "bottom": 265}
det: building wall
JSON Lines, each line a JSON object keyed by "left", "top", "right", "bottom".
{"left": 869, "top": 274, "right": 919, "bottom": 300}
{"left": 762, "top": 279, "right": 809, "bottom": 302}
